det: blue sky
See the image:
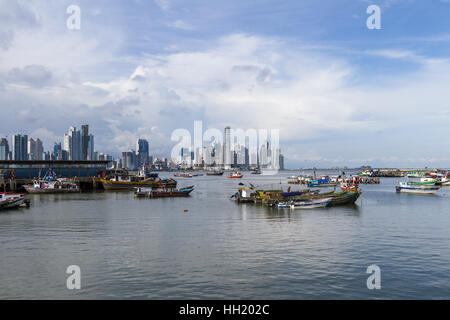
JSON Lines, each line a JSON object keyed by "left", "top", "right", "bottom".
{"left": 1, "top": 0, "right": 450, "bottom": 168}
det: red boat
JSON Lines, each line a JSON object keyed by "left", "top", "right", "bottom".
{"left": 227, "top": 171, "right": 243, "bottom": 179}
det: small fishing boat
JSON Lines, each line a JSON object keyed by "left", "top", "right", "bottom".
{"left": 24, "top": 169, "right": 80, "bottom": 194}
{"left": 134, "top": 186, "right": 194, "bottom": 198}
{"left": 228, "top": 171, "right": 243, "bottom": 178}
{"left": 407, "top": 172, "right": 423, "bottom": 178}
{"left": 100, "top": 168, "right": 176, "bottom": 190}
{"left": 0, "top": 192, "right": 26, "bottom": 210}
{"left": 307, "top": 176, "right": 338, "bottom": 187}
{"left": 408, "top": 178, "right": 437, "bottom": 186}
{"left": 174, "top": 173, "right": 193, "bottom": 178}
{"left": 278, "top": 197, "right": 332, "bottom": 209}
{"left": 233, "top": 187, "right": 255, "bottom": 203}
{"left": 340, "top": 184, "right": 358, "bottom": 192}
{"left": 395, "top": 182, "right": 440, "bottom": 194}
{"left": 206, "top": 171, "right": 224, "bottom": 176}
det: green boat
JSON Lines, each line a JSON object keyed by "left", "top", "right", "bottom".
{"left": 284, "top": 190, "right": 361, "bottom": 206}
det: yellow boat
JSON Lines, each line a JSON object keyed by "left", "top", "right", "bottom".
{"left": 99, "top": 169, "right": 177, "bottom": 190}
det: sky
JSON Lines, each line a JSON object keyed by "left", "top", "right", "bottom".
{"left": 1, "top": 0, "right": 450, "bottom": 168}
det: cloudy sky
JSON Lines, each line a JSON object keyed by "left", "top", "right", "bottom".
{"left": 1, "top": 0, "right": 450, "bottom": 168}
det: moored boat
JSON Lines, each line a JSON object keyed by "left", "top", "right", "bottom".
{"left": 278, "top": 197, "right": 332, "bottom": 209}
{"left": 395, "top": 182, "right": 440, "bottom": 194}
{"left": 307, "top": 178, "right": 338, "bottom": 188}
{"left": 206, "top": 171, "right": 224, "bottom": 176}
{"left": 174, "top": 173, "right": 193, "bottom": 178}
{"left": 23, "top": 169, "right": 80, "bottom": 194}
{"left": 100, "top": 168, "right": 176, "bottom": 190}
{"left": 134, "top": 186, "right": 194, "bottom": 198}
{"left": 228, "top": 171, "right": 243, "bottom": 178}
{"left": 0, "top": 192, "right": 26, "bottom": 210}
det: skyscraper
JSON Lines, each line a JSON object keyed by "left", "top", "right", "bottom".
{"left": 136, "top": 138, "right": 149, "bottom": 167}
{"left": 0, "top": 138, "right": 9, "bottom": 160}
{"left": 64, "top": 126, "right": 81, "bottom": 160}
{"left": 27, "top": 138, "right": 36, "bottom": 160}
{"left": 35, "top": 138, "right": 44, "bottom": 160}
{"left": 224, "top": 126, "right": 231, "bottom": 169}
{"left": 88, "top": 135, "right": 94, "bottom": 160}
{"left": 81, "top": 125, "right": 89, "bottom": 160}
{"left": 12, "top": 134, "right": 28, "bottom": 160}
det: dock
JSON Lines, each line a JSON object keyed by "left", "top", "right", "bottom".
{"left": 0, "top": 160, "right": 111, "bottom": 192}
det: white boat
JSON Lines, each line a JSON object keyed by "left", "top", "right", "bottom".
{"left": 278, "top": 197, "right": 332, "bottom": 209}
{"left": 0, "top": 192, "right": 26, "bottom": 210}
{"left": 395, "top": 182, "right": 440, "bottom": 194}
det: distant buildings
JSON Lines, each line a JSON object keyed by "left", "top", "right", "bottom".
{"left": 171, "top": 126, "right": 285, "bottom": 170}
{"left": 0, "top": 124, "right": 113, "bottom": 164}
{"left": 63, "top": 125, "right": 95, "bottom": 160}
{"left": 0, "top": 138, "right": 10, "bottom": 160}
{"left": 12, "top": 134, "right": 28, "bottom": 160}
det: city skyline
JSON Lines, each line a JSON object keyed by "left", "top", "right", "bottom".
{"left": 2, "top": 1, "right": 450, "bottom": 168}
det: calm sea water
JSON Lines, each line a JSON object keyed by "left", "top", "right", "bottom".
{"left": 1, "top": 170, "right": 450, "bottom": 299}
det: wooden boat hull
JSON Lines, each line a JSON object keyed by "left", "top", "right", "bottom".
{"left": 228, "top": 175, "right": 243, "bottom": 178}
{"left": 24, "top": 186, "right": 79, "bottom": 194}
{"left": 0, "top": 197, "right": 25, "bottom": 210}
{"left": 328, "top": 191, "right": 361, "bottom": 206}
{"left": 100, "top": 179, "right": 176, "bottom": 190}
{"left": 278, "top": 198, "right": 332, "bottom": 209}
{"left": 396, "top": 186, "right": 440, "bottom": 194}
{"left": 206, "top": 172, "right": 224, "bottom": 176}
{"left": 135, "top": 186, "right": 194, "bottom": 198}
{"left": 307, "top": 182, "right": 338, "bottom": 187}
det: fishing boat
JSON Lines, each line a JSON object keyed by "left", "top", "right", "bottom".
{"left": 24, "top": 169, "right": 80, "bottom": 194}
{"left": 0, "top": 192, "right": 26, "bottom": 210}
{"left": 407, "top": 172, "right": 423, "bottom": 178}
{"left": 278, "top": 197, "right": 332, "bottom": 209}
{"left": 328, "top": 190, "right": 361, "bottom": 206}
{"left": 174, "top": 173, "right": 193, "bottom": 178}
{"left": 408, "top": 178, "right": 437, "bottom": 186}
{"left": 206, "top": 171, "right": 224, "bottom": 176}
{"left": 283, "top": 189, "right": 361, "bottom": 206}
{"left": 233, "top": 187, "right": 255, "bottom": 203}
{"left": 307, "top": 176, "right": 338, "bottom": 188}
{"left": 340, "top": 183, "right": 358, "bottom": 192}
{"left": 134, "top": 186, "right": 194, "bottom": 198}
{"left": 395, "top": 182, "right": 440, "bottom": 194}
{"left": 228, "top": 171, "right": 243, "bottom": 178}
{"left": 100, "top": 168, "right": 176, "bottom": 190}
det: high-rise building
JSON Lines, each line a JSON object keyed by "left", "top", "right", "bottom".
{"left": 63, "top": 126, "right": 82, "bottom": 160}
{"left": 35, "top": 138, "right": 44, "bottom": 160}
{"left": 27, "top": 138, "right": 36, "bottom": 160}
{"left": 223, "top": 126, "right": 231, "bottom": 169}
{"left": 0, "top": 138, "right": 9, "bottom": 160}
{"left": 136, "top": 138, "right": 149, "bottom": 167}
{"left": 53, "top": 142, "right": 62, "bottom": 160}
{"left": 88, "top": 135, "right": 94, "bottom": 160}
{"left": 81, "top": 125, "right": 89, "bottom": 160}
{"left": 122, "top": 151, "right": 137, "bottom": 169}
{"left": 279, "top": 153, "right": 285, "bottom": 170}
{"left": 12, "top": 134, "right": 28, "bottom": 160}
